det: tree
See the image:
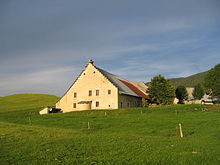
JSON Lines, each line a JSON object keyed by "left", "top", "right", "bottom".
{"left": 142, "top": 98, "right": 150, "bottom": 107}
{"left": 193, "top": 83, "right": 204, "bottom": 100}
{"left": 147, "top": 75, "right": 175, "bottom": 105}
{"left": 175, "top": 86, "right": 188, "bottom": 104}
{"left": 204, "top": 64, "right": 220, "bottom": 97}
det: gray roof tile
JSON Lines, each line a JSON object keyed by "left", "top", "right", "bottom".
{"left": 97, "top": 67, "right": 147, "bottom": 98}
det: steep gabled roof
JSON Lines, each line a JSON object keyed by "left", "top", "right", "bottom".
{"left": 97, "top": 68, "right": 137, "bottom": 96}
{"left": 96, "top": 67, "right": 149, "bottom": 99}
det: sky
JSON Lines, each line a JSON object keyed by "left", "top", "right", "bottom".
{"left": 0, "top": 0, "right": 220, "bottom": 96}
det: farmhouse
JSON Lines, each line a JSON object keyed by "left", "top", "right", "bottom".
{"left": 56, "top": 60, "right": 150, "bottom": 112}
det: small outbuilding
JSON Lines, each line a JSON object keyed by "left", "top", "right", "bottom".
{"left": 39, "top": 107, "right": 62, "bottom": 115}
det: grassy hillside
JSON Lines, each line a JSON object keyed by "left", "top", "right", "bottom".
{"left": 1, "top": 94, "right": 220, "bottom": 164}
{"left": 0, "top": 94, "right": 59, "bottom": 112}
{"left": 169, "top": 71, "right": 209, "bottom": 87}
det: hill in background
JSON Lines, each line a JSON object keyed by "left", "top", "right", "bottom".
{"left": 169, "top": 71, "right": 209, "bottom": 88}
{"left": 0, "top": 94, "right": 59, "bottom": 112}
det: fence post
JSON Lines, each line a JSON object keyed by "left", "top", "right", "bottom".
{"left": 179, "top": 123, "right": 183, "bottom": 138}
{"left": 88, "top": 122, "right": 90, "bottom": 129}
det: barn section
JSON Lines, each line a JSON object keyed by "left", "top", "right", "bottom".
{"left": 56, "top": 60, "right": 150, "bottom": 112}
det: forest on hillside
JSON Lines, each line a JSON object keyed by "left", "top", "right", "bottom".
{"left": 169, "top": 71, "right": 208, "bottom": 87}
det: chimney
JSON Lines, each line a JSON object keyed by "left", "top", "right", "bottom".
{"left": 87, "top": 59, "right": 94, "bottom": 65}
{"left": 85, "top": 59, "right": 94, "bottom": 67}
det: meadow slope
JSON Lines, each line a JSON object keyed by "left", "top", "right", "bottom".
{"left": 0, "top": 94, "right": 220, "bottom": 165}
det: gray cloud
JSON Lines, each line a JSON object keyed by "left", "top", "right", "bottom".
{"left": 0, "top": 0, "right": 220, "bottom": 96}
{"left": 0, "top": 66, "right": 81, "bottom": 96}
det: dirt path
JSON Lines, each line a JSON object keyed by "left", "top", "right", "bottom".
{"left": 204, "top": 106, "right": 220, "bottom": 110}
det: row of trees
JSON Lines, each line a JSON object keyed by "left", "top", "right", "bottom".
{"left": 146, "top": 64, "right": 220, "bottom": 105}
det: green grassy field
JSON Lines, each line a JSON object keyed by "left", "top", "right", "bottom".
{"left": 0, "top": 94, "right": 220, "bottom": 165}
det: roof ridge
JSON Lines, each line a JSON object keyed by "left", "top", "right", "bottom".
{"left": 96, "top": 67, "right": 119, "bottom": 78}
{"left": 96, "top": 67, "right": 132, "bottom": 82}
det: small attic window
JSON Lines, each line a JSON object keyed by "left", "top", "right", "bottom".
{"left": 83, "top": 73, "right": 86, "bottom": 75}
{"left": 93, "top": 71, "right": 95, "bottom": 74}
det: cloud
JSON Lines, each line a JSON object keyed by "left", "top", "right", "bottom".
{"left": 0, "top": 66, "right": 81, "bottom": 96}
{"left": 0, "top": 0, "right": 220, "bottom": 96}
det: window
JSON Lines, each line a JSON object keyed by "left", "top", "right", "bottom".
{"left": 73, "top": 92, "right": 77, "bottom": 98}
{"left": 96, "top": 101, "right": 99, "bottom": 107}
{"left": 127, "top": 103, "right": 130, "bottom": 108}
{"left": 96, "top": 89, "right": 99, "bottom": 96}
{"left": 73, "top": 103, "right": 76, "bottom": 108}
{"left": 89, "top": 90, "right": 92, "bottom": 96}
{"left": 108, "top": 90, "right": 111, "bottom": 95}
{"left": 120, "top": 102, "right": 123, "bottom": 108}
